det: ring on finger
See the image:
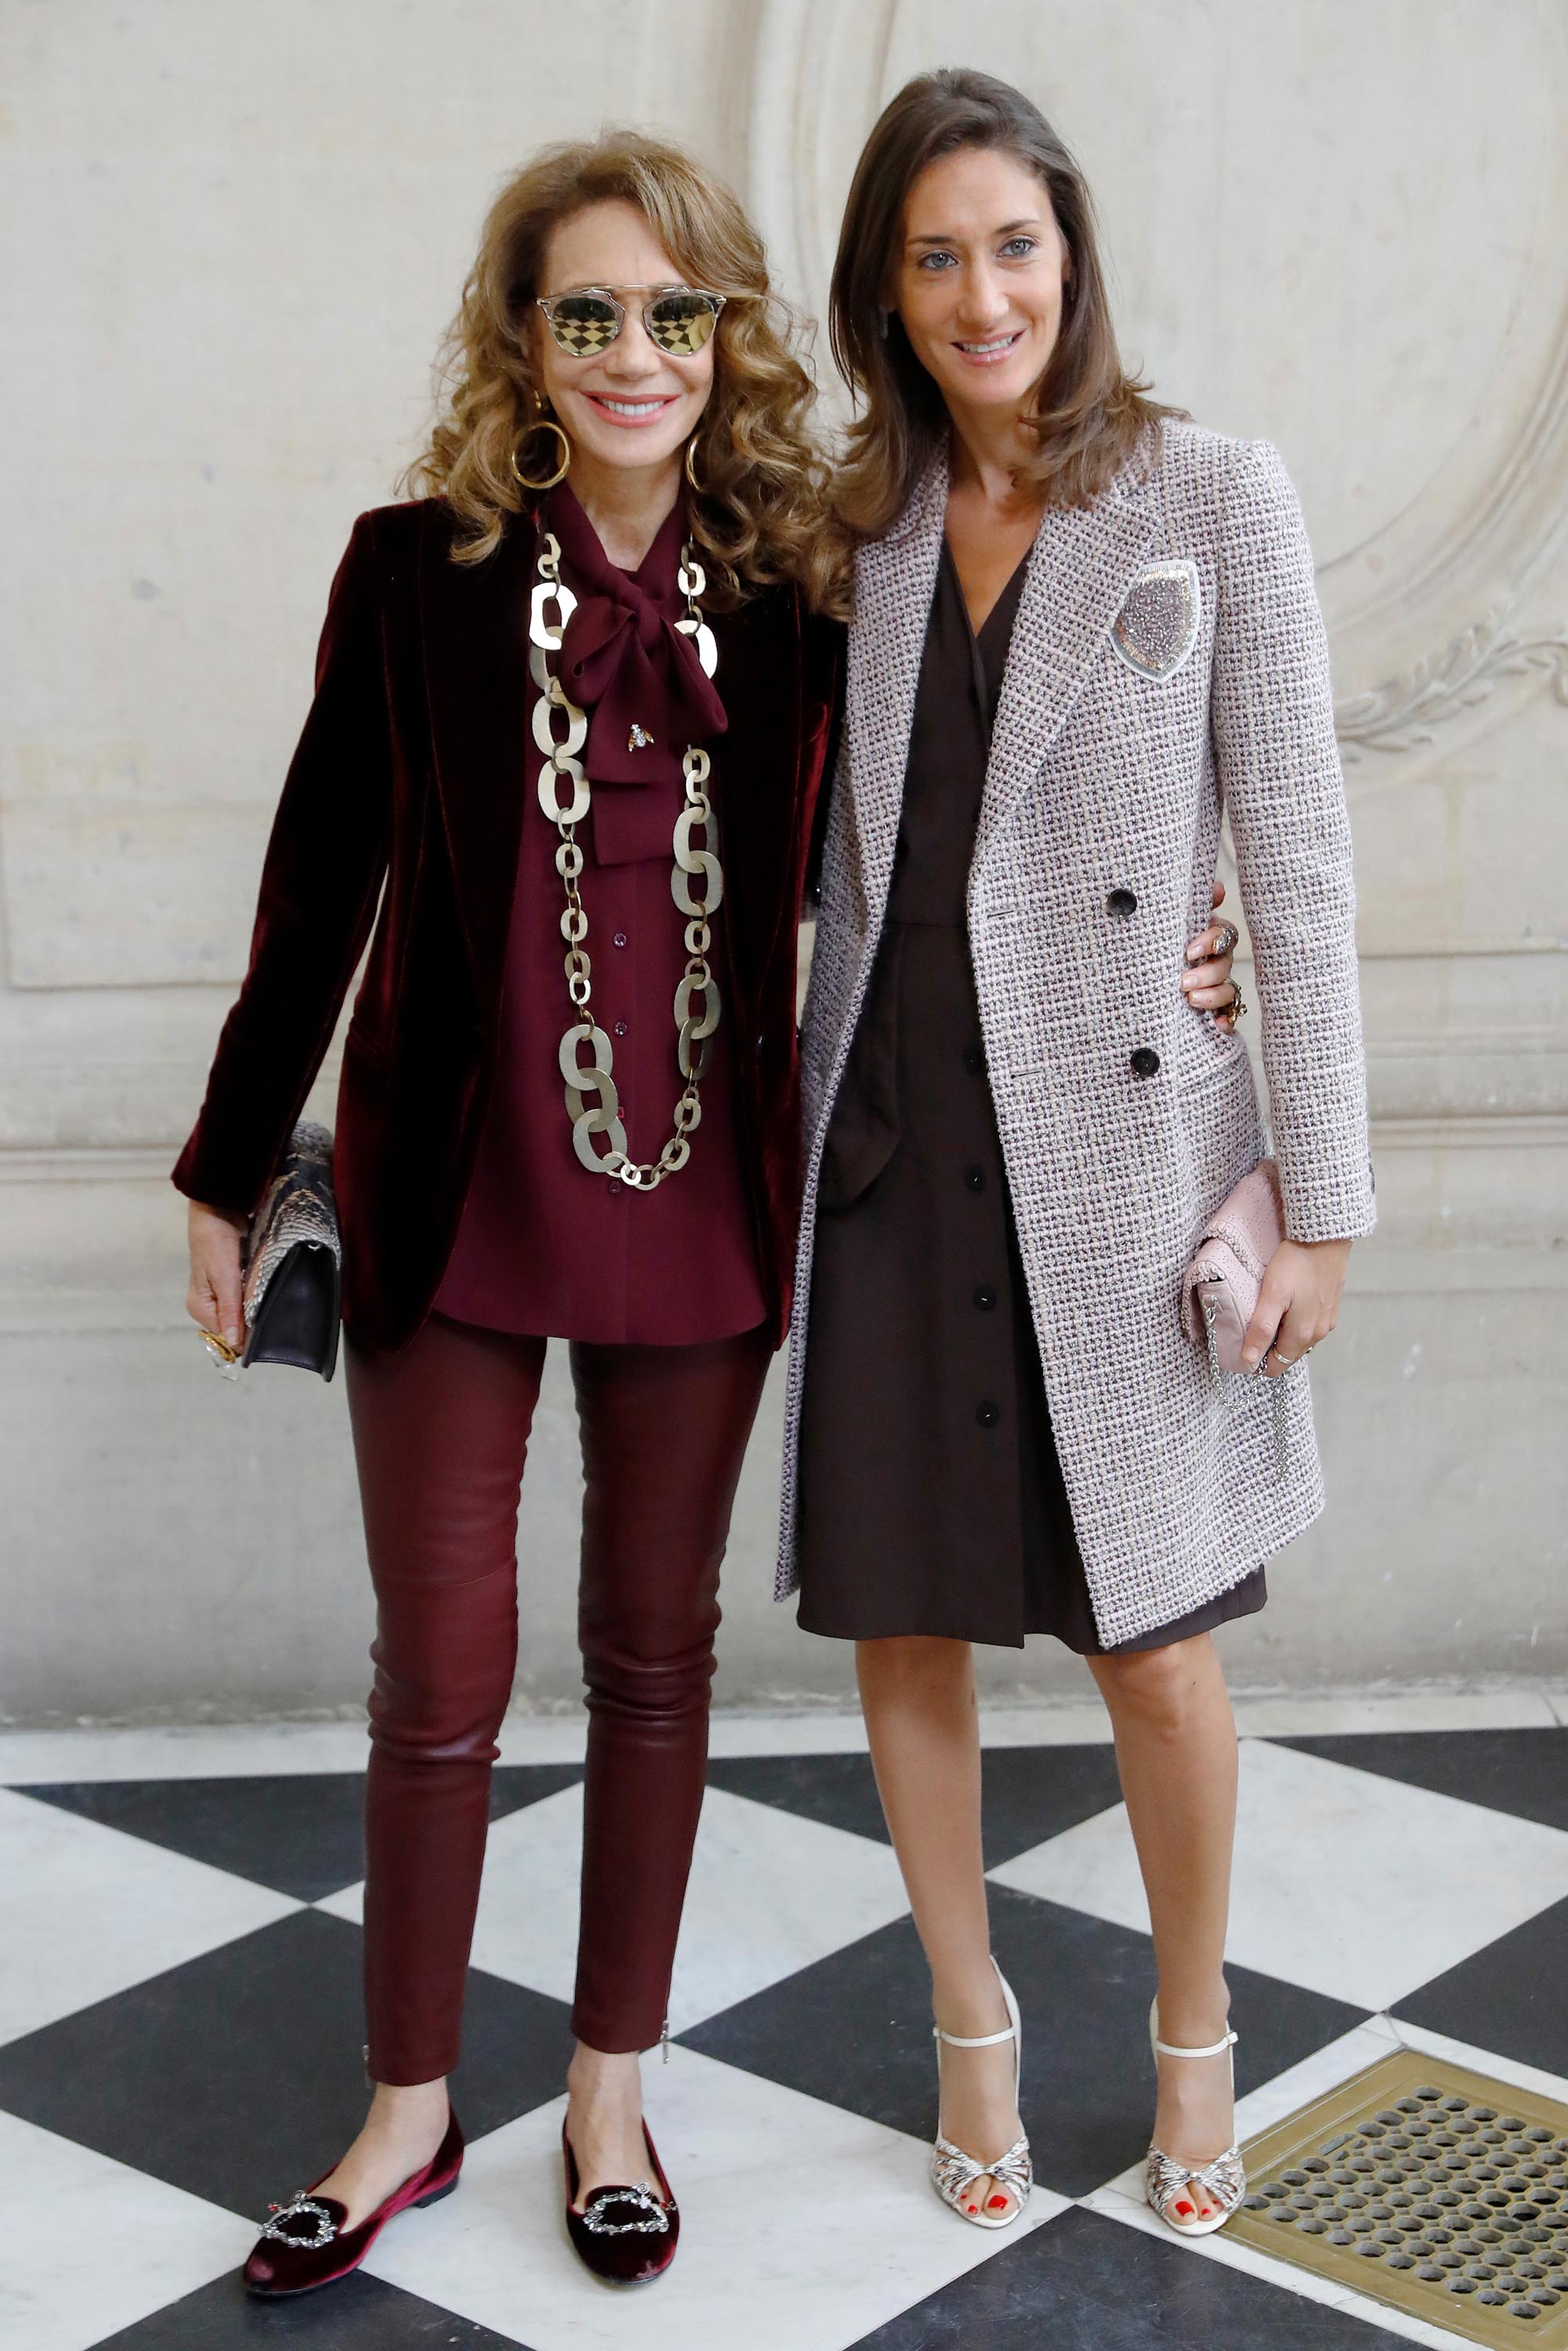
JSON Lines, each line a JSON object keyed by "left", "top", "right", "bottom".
{"left": 1212, "top": 922, "right": 1239, "bottom": 956}
{"left": 1226, "top": 989, "right": 1248, "bottom": 1023}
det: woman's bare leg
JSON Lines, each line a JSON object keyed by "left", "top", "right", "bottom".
{"left": 856, "top": 1636, "right": 1024, "bottom": 2219}
{"left": 312, "top": 2080, "right": 451, "bottom": 2228}
{"left": 1086, "top": 1632, "right": 1239, "bottom": 2223}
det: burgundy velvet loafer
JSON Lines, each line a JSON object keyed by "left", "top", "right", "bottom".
{"left": 562, "top": 2117, "right": 680, "bottom": 2286}
{"left": 243, "top": 2109, "right": 464, "bottom": 2297}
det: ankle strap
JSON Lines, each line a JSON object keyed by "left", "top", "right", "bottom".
{"left": 933, "top": 2023, "right": 1017, "bottom": 2049}
{"left": 1152, "top": 2027, "right": 1238, "bottom": 2059}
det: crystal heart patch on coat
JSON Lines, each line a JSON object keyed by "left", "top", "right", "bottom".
{"left": 1110, "top": 557, "right": 1200, "bottom": 681}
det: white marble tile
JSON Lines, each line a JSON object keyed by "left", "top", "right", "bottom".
{"left": 364, "top": 2043, "right": 1064, "bottom": 2351}
{"left": 1082, "top": 2186, "right": 1472, "bottom": 2351}
{"left": 1, "top": 1685, "right": 1559, "bottom": 1784}
{"left": 0, "top": 1786, "right": 300, "bottom": 2040}
{"left": 0, "top": 1719, "right": 375, "bottom": 1783}
{"left": 1233, "top": 1688, "right": 1561, "bottom": 1737}
{"left": 0, "top": 2106, "right": 248, "bottom": 2351}
{"left": 989, "top": 1738, "right": 1568, "bottom": 2011}
{"left": 706, "top": 1709, "right": 869, "bottom": 1758}
{"left": 321, "top": 1782, "right": 914, "bottom": 2034}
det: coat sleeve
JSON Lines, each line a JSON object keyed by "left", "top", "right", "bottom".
{"left": 171, "top": 513, "right": 393, "bottom": 1215}
{"left": 1210, "top": 439, "right": 1375, "bottom": 1243}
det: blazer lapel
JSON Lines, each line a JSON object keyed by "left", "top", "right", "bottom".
{"left": 846, "top": 456, "right": 947, "bottom": 905}
{"left": 418, "top": 506, "right": 536, "bottom": 992}
{"left": 976, "top": 481, "right": 1157, "bottom": 857}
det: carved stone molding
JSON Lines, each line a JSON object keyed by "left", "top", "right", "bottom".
{"left": 1334, "top": 610, "right": 1568, "bottom": 761}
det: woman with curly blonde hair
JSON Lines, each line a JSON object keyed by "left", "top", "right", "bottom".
{"left": 174, "top": 129, "right": 846, "bottom": 2294}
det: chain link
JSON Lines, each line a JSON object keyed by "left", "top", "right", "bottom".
{"left": 528, "top": 531, "right": 722, "bottom": 1189}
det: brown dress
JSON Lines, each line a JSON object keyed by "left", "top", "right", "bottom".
{"left": 795, "top": 541, "right": 1267, "bottom": 1652}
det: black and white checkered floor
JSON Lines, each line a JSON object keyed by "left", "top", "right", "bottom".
{"left": 4, "top": 1693, "right": 1567, "bottom": 2351}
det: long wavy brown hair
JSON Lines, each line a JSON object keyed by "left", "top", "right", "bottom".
{"left": 830, "top": 69, "right": 1182, "bottom": 542}
{"left": 403, "top": 132, "right": 846, "bottom": 614}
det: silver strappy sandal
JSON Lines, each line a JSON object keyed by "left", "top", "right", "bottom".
{"left": 930, "top": 1959, "right": 1033, "bottom": 2230}
{"left": 1146, "top": 1996, "right": 1245, "bottom": 2237}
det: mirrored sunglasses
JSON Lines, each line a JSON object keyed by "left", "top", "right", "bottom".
{"left": 536, "top": 284, "right": 726, "bottom": 359}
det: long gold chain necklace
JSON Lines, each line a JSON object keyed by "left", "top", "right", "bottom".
{"left": 528, "top": 528, "right": 723, "bottom": 1189}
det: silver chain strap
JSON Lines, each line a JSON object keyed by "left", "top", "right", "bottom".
{"left": 528, "top": 531, "right": 722, "bottom": 1190}
{"left": 1199, "top": 1282, "right": 1291, "bottom": 1483}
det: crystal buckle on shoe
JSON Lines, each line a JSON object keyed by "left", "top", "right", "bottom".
{"left": 258, "top": 2193, "right": 339, "bottom": 2247}
{"left": 581, "top": 2179, "right": 671, "bottom": 2236}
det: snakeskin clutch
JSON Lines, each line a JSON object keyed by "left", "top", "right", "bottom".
{"left": 1181, "top": 1157, "right": 1291, "bottom": 1480}
{"left": 1180, "top": 1157, "right": 1284, "bottom": 1375}
{"left": 240, "top": 1121, "right": 342, "bottom": 1380}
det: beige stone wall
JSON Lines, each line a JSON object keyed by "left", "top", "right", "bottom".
{"left": 2, "top": 0, "right": 1563, "bottom": 1721}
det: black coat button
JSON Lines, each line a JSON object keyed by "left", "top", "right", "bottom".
{"left": 1130, "top": 1046, "right": 1161, "bottom": 1078}
{"left": 976, "top": 1400, "right": 1001, "bottom": 1429}
{"left": 1106, "top": 886, "right": 1138, "bottom": 918}
{"left": 973, "top": 1285, "right": 998, "bottom": 1311}
{"left": 963, "top": 1045, "right": 983, "bottom": 1075}
{"left": 964, "top": 1166, "right": 986, "bottom": 1194}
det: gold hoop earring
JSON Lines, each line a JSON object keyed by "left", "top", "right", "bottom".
{"left": 510, "top": 417, "right": 570, "bottom": 491}
{"left": 683, "top": 433, "right": 702, "bottom": 496}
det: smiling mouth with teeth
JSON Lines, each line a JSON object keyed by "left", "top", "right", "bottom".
{"left": 954, "top": 331, "right": 1024, "bottom": 359}
{"left": 588, "top": 394, "right": 677, "bottom": 418}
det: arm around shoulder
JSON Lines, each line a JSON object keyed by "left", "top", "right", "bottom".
{"left": 1210, "top": 439, "right": 1375, "bottom": 1244}
{"left": 171, "top": 513, "right": 395, "bottom": 1216}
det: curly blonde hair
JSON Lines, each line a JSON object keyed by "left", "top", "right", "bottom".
{"left": 403, "top": 132, "right": 847, "bottom": 614}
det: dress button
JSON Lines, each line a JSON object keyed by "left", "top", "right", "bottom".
{"left": 964, "top": 1166, "right": 986, "bottom": 1194}
{"left": 614, "top": 1020, "right": 628, "bottom": 1038}
{"left": 973, "top": 1284, "right": 998, "bottom": 1311}
{"left": 613, "top": 931, "right": 628, "bottom": 949}
{"left": 976, "top": 1400, "right": 1001, "bottom": 1429}
{"left": 1106, "top": 886, "right": 1138, "bottom": 918}
{"left": 963, "top": 1045, "right": 984, "bottom": 1075}
{"left": 1130, "top": 1045, "right": 1161, "bottom": 1078}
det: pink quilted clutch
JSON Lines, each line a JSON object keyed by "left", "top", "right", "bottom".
{"left": 1181, "top": 1157, "right": 1284, "bottom": 1377}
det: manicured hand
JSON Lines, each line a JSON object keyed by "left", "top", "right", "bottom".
{"left": 1182, "top": 882, "right": 1241, "bottom": 1031}
{"left": 186, "top": 1200, "right": 248, "bottom": 1355}
{"left": 1241, "top": 1237, "right": 1353, "bottom": 1376}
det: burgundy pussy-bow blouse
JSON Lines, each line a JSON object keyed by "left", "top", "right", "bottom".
{"left": 433, "top": 484, "right": 768, "bottom": 1345}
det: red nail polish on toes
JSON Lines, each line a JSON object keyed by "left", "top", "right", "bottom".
{"left": 967, "top": 2203, "right": 978, "bottom": 2214}
{"left": 987, "top": 2194, "right": 1009, "bottom": 2212}
{"left": 1175, "top": 2201, "right": 1193, "bottom": 2216}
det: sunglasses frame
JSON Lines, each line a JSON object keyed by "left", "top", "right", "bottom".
{"left": 535, "top": 282, "right": 727, "bottom": 358}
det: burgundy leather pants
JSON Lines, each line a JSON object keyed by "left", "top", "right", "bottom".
{"left": 345, "top": 1310, "right": 772, "bottom": 2082}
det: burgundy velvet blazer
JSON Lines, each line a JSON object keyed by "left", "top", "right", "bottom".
{"left": 172, "top": 498, "right": 844, "bottom": 1353}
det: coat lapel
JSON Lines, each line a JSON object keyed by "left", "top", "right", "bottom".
{"left": 418, "top": 505, "right": 536, "bottom": 991}
{"left": 976, "top": 480, "right": 1157, "bottom": 857}
{"left": 846, "top": 456, "right": 947, "bottom": 905}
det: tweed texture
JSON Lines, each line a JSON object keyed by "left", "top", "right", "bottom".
{"left": 777, "top": 423, "right": 1374, "bottom": 1646}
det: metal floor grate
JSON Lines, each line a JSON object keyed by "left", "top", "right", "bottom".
{"left": 1228, "top": 2049, "right": 1568, "bottom": 2348}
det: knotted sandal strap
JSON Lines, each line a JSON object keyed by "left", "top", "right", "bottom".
{"left": 932, "top": 2133, "right": 1033, "bottom": 2209}
{"left": 1146, "top": 2141, "right": 1246, "bottom": 2219}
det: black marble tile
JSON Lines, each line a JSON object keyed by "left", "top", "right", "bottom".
{"left": 682, "top": 1881, "right": 1368, "bottom": 2197}
{"left": 1396, "top": 1890, "right": 1568, "bottom": 2078}
{"left": 91, "top": 2265, "right": 533, "bottom": 2349}
{"left": 849, "top": 2202, "right": 1412, "bottom": 2349}
{"left": 704, "top": 1741, "right": 1124, "bottom": 1869}
{"left": 1278, "top": 1727, "right": 1568, "bottom": 1835}
{"left": 22, "top": 1774, "right": 371, "bottom": 1904}
{"left": 0, "top": 1909, "right": 573, "bottom": 2218}
{"left": 22, "top": 1765, "right": 584, "bottom": 1905}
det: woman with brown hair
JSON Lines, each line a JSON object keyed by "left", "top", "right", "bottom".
{"left": 175, "top": 130, "right": 846, "bottom": 2294}
{"left": 784, "top": 69, "right": 1373, "bottom": 2239}
{"left": 177, "top": 121, "right": 1237, "bottom": 2294}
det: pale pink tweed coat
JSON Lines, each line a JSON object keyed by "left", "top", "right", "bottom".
{"left": 777, "top": 422, "right": 1375, "bottom": 1648}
